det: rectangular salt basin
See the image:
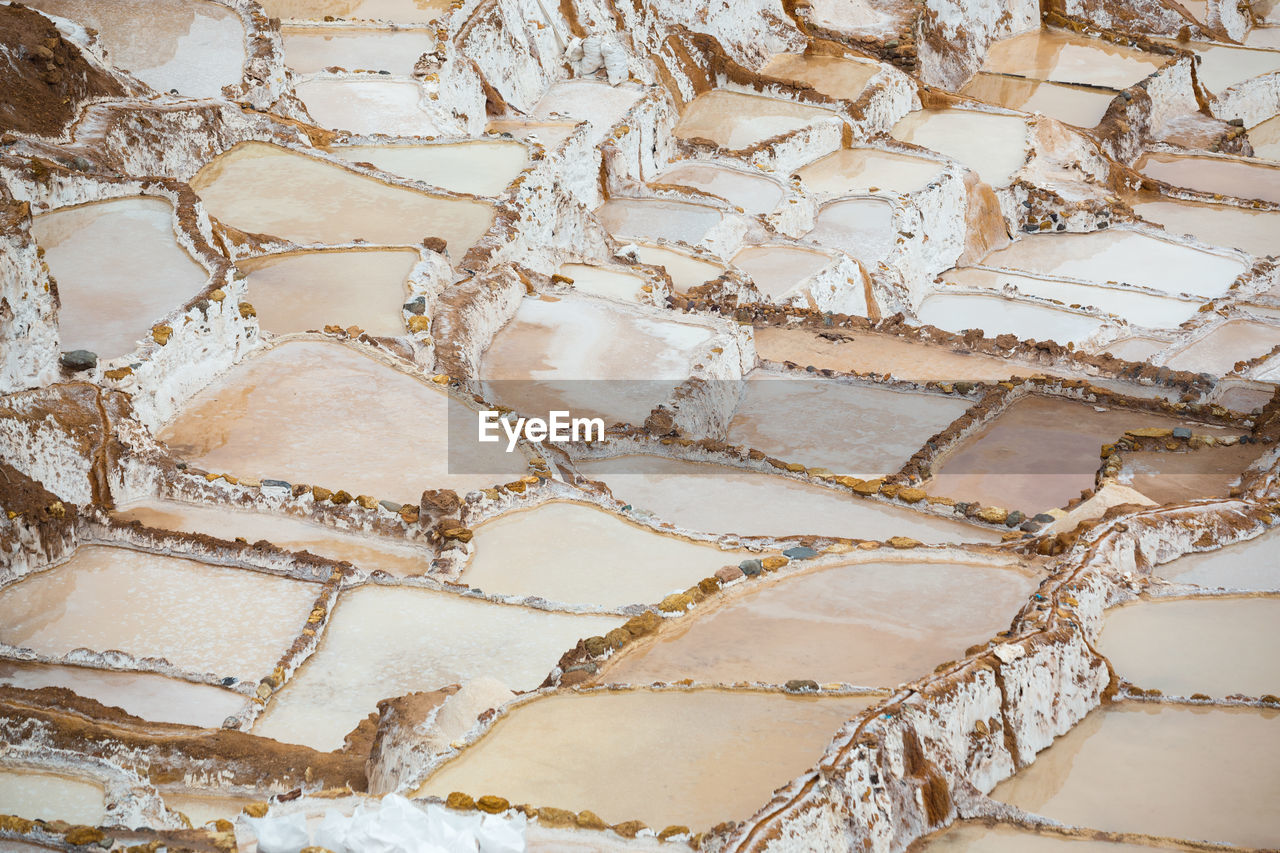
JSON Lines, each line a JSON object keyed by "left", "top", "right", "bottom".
{"left": 463, "top": 501, "right": 741, "bottom": 608}
{"left": 252, "top": 586, "right": 619, "bottom": 750}
{"left": 330, "top": 141, "right": 529, "bottom": 196}
{"left": 239, "top": 248, "right": 415, "bottom": 337}
{"left": 652, "top": 162, "right": 784, "bottom": 215}
{"left": 190, "top": 142, "right": 495, "bottom": 251}
{"left": 632, "top": 244, "right": 724, "bottom": 292}
{"left": 1250, "top": 114, "right": 1280, "bottom": 160}
{"left": 926, "top": 396, "right": 1221, "bottom": 513}
{"left": 890, "top": 109, "right": 1028, "bottom": 188}
{"left": 556, "top": 263, "right": 645, "bottom": 303}
{"left": 485, "top": 119, "right": 579, "bottom": 151}
{"left": 1119, "top": 442, "right": 1260, "bottom": 505}
{"left": 918, "top": 822, "right": 1175, "bottom": 852}
{"left": 960, "top": 74, "right": 1117, "bottom": 128}
{"left": 674, "top": 89, "right": 836, "bottom": 150}
{"left": 161, "top": 340, "right": 525, "bottom": 500}
{"left": 991, "top": 704, "right": 1280, "bottom": 848}
{"left": 915, "top": 292, "right": 1106, "bottom": 345}
{"left": 1163, "top": 319, "right": 1280, "bottom": 375}
{"left": 759, "top": 53, "right": 880, "bottom": 101}
{"left": 1155, "top": 528, "right": 1280, "bottom": 589}
{"left": 296, "top": 78, "right": 438, "bottom": 137}
{"left": 602, "top": 559, "right": 1038, "bottom": 687}
{"left": 417, "top": 691, "right": 878, "bottom": 828}
{"left": 1136, "top": 151, "right": 1280, "bottom": 204}
{"left": 23, "top": 0, "right": 246, "bottom": 98}
{"left": 281, "top": 26, "right": 435, "bottom": 75}
{"left": 726, "top": 370, "right": 971, "bottom": 477}
{"left": 0, "top": 545, "right": 317, "bottom": 681}
{"left": 0, "top": 767, "right": 105, "bottom": 825}
{"left": 531, "top": 80, "right": 644, "bottom": 145}
{"left": 113, "top": 498, "right": 431, "bottom": 576}
{"left": 1125, "top": 191, "right": 1280, "bottom": 258}
{"left": 32, "top": 197, "right": 208, "bottom": 360}
{"left": 797, "top": 148, "right": 945, "bottom": 195}
{"left": 730, "top": 245, "right": 835, "bottom": 300}
{"left": 1098, "top": 596, "right": 1279, "bottom": 697}
{"left": 0, "top": 659, "right": 244, "bottom": 728}
{"left": 1163, "top": 41, "right": 1280, "bottom": 92}
{"left": 164, "top": 791, "right": 255, "bottom": 827}
{"left": 596, "top": 198, "right": 723, "bottom": 245}
{"left": 978, "top": 29, "right": 1165, "bottom": 89}
{"left": 805, "top": 198, "right": 896, "bottom": 262}
{"left": 259, "top": 0, "right": 453, "bottom": 23}
{"left": 576, "top": 456, "right": 1002, "bottom": 543}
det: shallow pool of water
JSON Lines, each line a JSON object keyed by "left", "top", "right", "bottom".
{"left": 296, "top": 77, "right": 438, "bottom": 136}
{"left": 652, "top": 161, "right": 783, "bottom": 215}
{"left": 556, "top": 263, "right": 645, "bottom": 303}
{"left": 1137, "top": 151, "right": 1280, "bottom": 204}
{"left": 1163, "top": 319, "right": 1280, "bottom": 375}
{"left": 281, "top": 26, "right": 435, "bottom": 75}
{"left": 978, "top": 29, "right": 1165, "bottom": 89}
{"left": 915, "top": 292, "right": 1106, "bottom": 345}
{"left": 330, "top": 141, "right": 528, "bottom": 196}
{"left": 0, "top": 767, "right": 106, "bottom": 825}
{"left": 759, "top": 53, "right": 880, "bottom": 101}
{"left": 596, "top": 198, "right": 724, "bottom": 245}
{"left": 259, "top": 0, "right": 453, "bottom": 23}
{"left": 797, "top": 148, "right": 945, "bottom": 196}
{"left": 632, "top": 244, "right": 725, "bottom": 292}
{"left": 731, "top": 245, "right": 835, "bottom": 299}
{"left": 959, "top": 74, "right": 1117, "bottom": 128}
{"left": 916, "top": 822, "right": 1177, "bottom": 852}
{"left": 1154, "top": 528, "right": 1280, "bottom": 589}
{"left": 675, "top": 90, "right": 836, "bottom": 150}
{"left": 531, "top": 80, "right": 644, "bottom": 145}
{"left": 891, "top": 109, "right": 1027, "bottom": 187}
{"left": 1126, "top": 191, "right": 1280, "bottom": 258}
{"left": 805, "top": 198, "right": 897, "bottom": 262}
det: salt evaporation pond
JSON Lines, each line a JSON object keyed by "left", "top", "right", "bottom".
{"left": 915, "top": 292, "right": 1106, "bottom": 345}
{"left": 674, "top": 89, "right": 835, "bottom": 150}
{"left": 1119, "top": 442, "right": 1260, "bottom": 505}
{"left": 653, "top": 161, "right": 784, "bottom": 215}
{"left": 32, "top": 197, "right": 208, "bottom": 360}
{"left": 1163, "top": 320, "right": 1279, "bottom": 375}
{"left": 918, "top": 822, "right": 1172, "bottom": 852}
{"left": 1164, "top": 41, "right": 1280, "bottom": 92}
{"left": 1126, "top": 191, "right": 1280, "bottom": 258}
{"left": 417, "top": 690, "right": 879, "bottom": 828}
{"left": 960, "top": 74, "right": 1117, "bottom": 128}
{"left": 1136, "top": 151, "right": 1280, "bottom": 204}
{"left": 0, "top": 545, "right": 317, "bottom": 681}
{"left": 463, "top": 501, "right": 742, "bottom": 608}
{"left": 805, "top": 198, "right": 897, "bottom": 262}
{"left": 1098, "top": 596, "right": 1279, "bottom": 697}
{"left": 891, "top": 109, "right": 1027, "bottom": 187}
{"left": 991, "top": 704, "right": 1280, "bottom": 848}
{"left": 731, "top": 245, "right": 834, "bottom": 300}
{"left": 295, "top": 78, "right": 438, "bottom": 136}
{"left": 330, "top": 140, "right": 529, "bottom": 196}
{"left": 190, "top": 142, "right": 494, "bottom": 250}
{"left": 281, "top": 26, "right": 435, "bottom": 75}
{"left": 726, "top": 371, "right": 971, "bottom": 476}
{"left": 239, "top": 248, "right": 416, "bottom": 337}
{"left": 531, "top": 79, "right": 644, "bottom": 145}
{"left": 596, "top": 198, "right": 723, "bottom": 245}
{"left": 978, "top": 29, "right": 1165, "bottom": 89}
{"left": 252, "top": 586, "right": 619, "bottom": 750}
{"left": 632, "top": 243, "right": 725, "bottom": 291}
{"left": 0, "top": 768, "right": 105, "bottom": 826}
{"left": 1250, "top": 114, "right": 1280, "bottom": 160}
{"left": 1154, "top": 528, "right": 1280, "bottom": 589}
{"left": 113, "top": 498, "right": 431, "bottom": 576}
{"left": 805, "top": 0, "right": 906, "bottom": 38}
{"left": 602, "top": 559, "right": 1038, "bottom": 687}
{"left": 164, "top": 792, "right": 256, "bottom": 827}
{"left": 259, "top": 0, "right": 453, "bottom": 23}
{"left": 160, "top": 340, "right": 525, "bottom": 500}
{"left": 760, "top": 53, "right": 880, "bottom": 100}
{"left": 577, "top": 456, "right": 1001, "bottom": 543}
{"left": 22, "top": 0, "right": 246, "bottom": 98}
{"left": 556, "top": 263, "right": 645, "bottom": 303}
{"left": 797, "top": 148, "right": 945, "bottom": 195}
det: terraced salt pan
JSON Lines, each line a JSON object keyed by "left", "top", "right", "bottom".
{"left": 484, "top": 119, "right": 578, "bottom": 150}
{"left": 238, "top": 248, "right": 415, "bottom": 336}
{"left": 417, "top": 691, "right": 878, "bottom": 827}
{"left": 1136, "top": 151, "right": 1280, "bottom": 204}
{"left": 926, "top": 396, "right": 1219, "bottom": 512}
{"left": 160, "top": 341, "right": 524, "bottom": 500}
{"left": 1120, "top": 442, "right": 1260, "bottom": 505}
{"left": 296, "top": 78, "right": 437, "bottom": 136}
{"left": 1126, "top": 191, "right": 1280, "bottom": 258}
{"left": 330, "top": 141, "right": 529, "bottom": 196}
{"left": 556, "top": 263, "right": 645, "bottom": 303}
{"left": 805, "top": 198, "right": 896, "bottom": 262}
{"left": 632, "top": 244, "right": 725, "bottom": 292}
{"left": 259, "top": 0, "right": 452, "bottom": 23}
{"left": 915, "top": 292, "right": 1106, "bottom": 345}
{"left": 796, "top": 149, "right": 945, "bottom": 196}
{"left": 190, "top": 142, "right": 495, "bottom": 250}
{"left": 918, "top": 823, "right": 1171, "bottom": 852}
{"left": 674, "top": 90, "right": 836, "bottom": 150}
{"left": 1249, "top": 114, "right": 1280, "bottom": 160}
{"left": 113, "top": 498, "right": 431, "bottom": 576}
{"left": 576, "top": 456, "right": 1001, "bottom": 543}
{"left": 991, "top": 704, "right": 1280, "bottom": 848}
{"left": 32, "top": 197, "right": 208, "bottom": 360}
{"left": 1163, "top": 319, "right": 1280, "bottom": 375}
{"left": 730, "top": 245, "right": 835, "bottom": 299}
{"left": 891, "top": 109, "right": 1028, "bottom": 187}
{"left": 1100, "top": 335, "right": 1167, "bottom": 361}
{"left": 596, "top": 198, "right": 723, "bottom": 245}
{"left": 0, "top": 768, "right": 105, "bottom": 825}
{"left": 1163, "top": 41, "right": 1280, "bottom": 92}
{"left": 978, "top": 29, "right": 1165, "bottom": 89}
{"left": 0, "top": 660, "right": 244, "bottom": 728}
{"left": 531, "top": 80, "right": 645, "bottom": 145}
{"left": 759, "top": 53, "right": 880, "bottom": 100}
{"left": 603, "top": 560, "right": 1038, "bottom": 687}
{"left": 463, "top": 502, "right": 741, "bottom": 608}
{"left": 806, "top": 0, "right": 907, "bottom": 37}
{"left": 0, "top": 545, "right": 317, "bottom": 681}
{"left": 959, "top": 74, "right": 1117, "bottom": 128}
{"left": 1099, "top": 596, "right": 1279, "bottom": 696}
{"left": 23, "top": 0, "right": 246, "bottom": 98}
{"left": 726, "top": 370, "right": 971, "bottom": 477}
{"left": 164, "top": 792, "right": 255, "bottom": 827}
{"left": 652, "top": 162, "right": 784, "bottom": 215}
{"left": 1154, "top": 527, "right": 1280, "bottom": 588}
{"left": 252, "top": 586, "right": 619, "bottom": 750}
{"left": 281, "top": 26, "right": 435, "bottom": 75}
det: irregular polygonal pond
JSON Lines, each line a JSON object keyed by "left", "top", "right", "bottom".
{"left": 281, "top": 26, "right": 435, "bottom": 75}
{"left": 1136, "top": 151, "right": 1280, "bottom": 204}
{"left": 1125, "top": 191, "right": 1280, "bottom": 258}
{"left": 1250, "top": 114, "right": 1280, "bottom": 160}
{"left": 330, "top": 140, "right": 528, "bottom": 196}
{"left": 295, "top": 78, "right": 438, "bottom": 136}
{"left": 0, "top": 767, "right": 105, "bottom": 826}
{"left": 0, "top": 545, "right": 317, "bottom": 681}
{"left": 252, "top": 586, "right": 619, "bottom": 750}
{"left": 259, "top": 0, "right": 452, "bottom": 23}
{"left": 960, "top": 75, "right": 1117, "bottom": 128}
{"left": 891, "top": 109, "right": 1027, "bottom": 187}
{"left": 596, "top": 198, "right": 723, "bottom": 245}
{"left": 797, "top": 148, "right": 946, "bottom": 195}
{"left": 675, "top": 90, "right": 836, "bottom": 150}
{"left": 1163, "top": 319, "right": 1280, "bottom": 375}
{"left": 32, "top": 197, "right": 208, "bottom": 360}
{"left": 601, "top": 559, "right": 1038, "bottom": 687}
{"left": 1154, "top": 528, "right": 1279, "bottom": 589}
{"left": 915, "top": 292, "right": 1106, "bottom": 345}
{"left": 417, "top": 690, "right": 879, "bottom": 828}
{"left": 759, "top": 52, "right": 880, "bottom": 100}
{"left": 531, "top": 80, "right": 645, "bottom": 145}
{"left": 1117, "top": 442, "right": 1261, "bottom": 505}
{"left": 652, "top": 161, "right": 784, "bottom": 215}
{"left": 917, "top": 822, "right": 1168, "bottom": 852}
{"left": 805, "top": 198, "right": 896, "bottom": 262}
{"left": 978, "top": 29, "right": 1165, "bottom": 89}
{"left": 730, "top": 245, "right": 835, "bottom": 300}
{"left": 1161, "top": 40, "right": 1280, "bottom": 93}
{"left": 556, "top": 263, "right": 645, "bottom": 303}
{"left": 632, "top": 243, "right": 725, "bottom": 292}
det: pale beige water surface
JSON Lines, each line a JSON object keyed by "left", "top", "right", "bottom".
{"left": 32, "top": 197, "right": 208, "bottom": 360}
{"left": 0, "top": 660, "right": 244, "bottom": 728}
{"left": 1155, "top": 528, "right": 1280, "bottom": 589}
{"left": 805, "top": 198, "right": 896, "bottom": 261}
{"left": 164, "top": 791, "right": 256, "bottom": 826}
{"left": 531, "top": 80, "right": 645, "bottom": 145}
{"left": 113, "top": 498, "right": 431, "bottom": 576}
{"left": 1137, "top": 151, "right": 1280, "bottom": 204}
{"left": 0, "top": 768, "right": 105, "bottom": 825}
{"left": 978, "top": 29, "right": 1165, "bottom": 89}
{"left": 1164, "top": 320, "right": 1280, "bottom": 375}
{"left": 915, "top": 292, "right": 1106, "bottom": 344}
{"left": 632, "top": 244, "right": 725, "bottom": 292}
{"left": 653, "top": 162, "right": 784, "bottom": 215}
{"left": 485, "top": 119, "right": 578, "bottom": 150}
{"left": 23, "top": 0, "right": 246, "bottom": 97}
{"left": 0, "top": 545, "right": 317, "bottom": 681}
{"left": 1163, "top": 41, "right": 1280, "bottom": 92}
{"left": 239, "top": 248, "right": 415, "bottom": 336}
{"left": 596, "top": 198, "right": 724, "bottom": 245}
{"left": 960, "top": 74, "right": 1117, "bottom": 128}
{"left": 674, "top": 90, "right": 835, "bottom": 150}
{"left": 577, "top": 456, "right": 1001, "bottom": 543}
{"left": 1098, "top": 596, "right": 1279, "bottom": 696}
{"left": 463, "top": 502, "right": 741, "bottom": 607}
{"left": 296, "top": 78, "right": 438, "bottom": 136}
{"left": 252, "top": 586, "right": 619, "bottom": 750}
{"left": 281, "top": 26, "right": 435, "bottom": 74}
{"left": 604, "top": 560, "right": 1038, "bottom": 687}
{"left": 916, "top": 822, "right": 1172, "bottom": 852}
{"left": 797, "top": 148, "right": 945, "bottom": 196}
{"left": 418, "top": 690, "right": 878, "bottom": 828}
{"left": 1099, "top": 335, "right": 1167, "bottom": 361}
{"left": 161, "top": 341, "right": 524, "bottom": 499}
{"left": 259, "top": 0, "right": 453, "bottom": 23}
{"left": 330, "top": 141, "right": 528, "bottom": 195}
{"left": 1250, "top": 113, "right": 1280, "bottom": 160}
{"left": 891, "top": 109, "right": 1027, "bottom": 187}
{"left": 1120, "top": 442, "right": 1260, "bottom": 504}
{"left": 1126, "top": 191, "right": 1280, "bottom": 258}
{"left": 731, "top": 245, "right": 834, "bottom": 299}
{"left": 759, "top": 53, "right": 880, "bottom": 100}
{"left": 556, "top": 263, "right": 645, "bottom": 303}
{"left": 190, "top": 142, "right": 494, "bottom": 250}
{"left": 991, "top": 703, "right": 1280, "bottom": 848}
